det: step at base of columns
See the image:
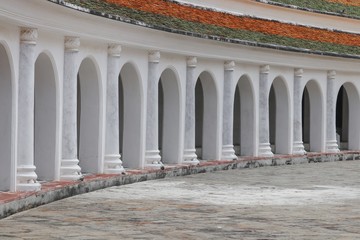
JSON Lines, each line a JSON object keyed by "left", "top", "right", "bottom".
{"left": 183, "top": 158, "right": 200, "bottom": 165}
{"left": 16, "top": 183, "right": 41, "bottom": 192}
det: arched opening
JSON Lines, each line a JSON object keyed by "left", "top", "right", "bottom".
{"left": 0, "top": 44, "right": 12, "bottom": 191}
{"left": 302, "top": 80, "right": 323, "bottom": 152}
{"left": 233, "top": 75, "right": 255, "bottom": 156}
{"left": 195, "top": 71, "right": 218, "bottom": 160}
{"left": 119, "top": 63, "right": 143, "bottom": 168}
{"left": 336, "top": 83, "right": 360, "bottom": 150}
{"left": 269, "top": 77, "right": 291, "bottom": 154}
{"left": 34, "top": 53, "right": 57, "bottom": 181}
{"left": 158, "top": 68, "right": 181, "bottom": 164}
{"left": 77, "top": 58, "right": 101, "bottom": 173}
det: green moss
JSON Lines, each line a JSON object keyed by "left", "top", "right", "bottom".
{"left": 64, "top": 0, "right": 360, "bottom": 56}
{"left": 269, "top": 0, "right": 360, "bottom": 18}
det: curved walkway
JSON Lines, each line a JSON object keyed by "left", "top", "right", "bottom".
{"left": 1, "top": 160, "right": 360, "bottom": 239}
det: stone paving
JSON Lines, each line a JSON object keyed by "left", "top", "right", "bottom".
{"left": 0, "top": 160, "right": 360, "bottom": 239}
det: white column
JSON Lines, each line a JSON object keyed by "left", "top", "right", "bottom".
{"left": 104, "top": 44, "right": 125, "bottom": 174}
{"left": 144, "top": 51, "right": 163, "bottom": 168}
{"left": 60, "top": 36, "right": 82, "bottom": 180}
{"left": 258, "top": 65, "right": 273, "bottom": 157}
{"left": 16, "top": 27, "right": 41, "bottom": 191}
{"left": 325, "top": 70, "right": 340, "bottom": 152}
{"left": 222, "top": 61, "right": 237, "bottom": 160}
{"left": 292, "top": 68, "right": 306, "bottom": 155}
{"left": 183, "top": 56, "right": 200, "bottom": 165}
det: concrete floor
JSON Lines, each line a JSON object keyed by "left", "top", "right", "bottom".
{"left": 1, "top": 160, "right": 360, "bottom": 239}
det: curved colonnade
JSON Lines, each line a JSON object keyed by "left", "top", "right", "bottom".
{"left": 0, "top": 1, "right": 360, "bottom": 192}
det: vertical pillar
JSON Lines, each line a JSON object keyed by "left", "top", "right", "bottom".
{"left": 104, "top": 44, "right": 125, "bottom": 173}
{"left": 60, "top": 36, "right": 82, "bottom": 180}
{"left": 222, "top": 61, "right": 237, "bottom": 160}
{"left": 258, "top": 65, "right": 273, "bottom": 157}
{"left": 16, "top": 27, "right": 41, "bottom": 191}
{"left": 183, "top": 56, "right": 200, "bottom": 165}
{"left": 292, "top": 68, "right": 306, "bottom": 154}
{"left": 144, "top": 50, "right": 163, "bottom": 168}
{"left": 325, "top": 70, "right": 340, "bottom": 152}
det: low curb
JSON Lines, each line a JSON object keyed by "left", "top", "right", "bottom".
{"left": 1, "top": 151, "right": 359, "bottom": 219}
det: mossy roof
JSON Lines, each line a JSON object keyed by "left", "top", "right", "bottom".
{"left": 56, "top": 0, "right": 360, "bottom": 59}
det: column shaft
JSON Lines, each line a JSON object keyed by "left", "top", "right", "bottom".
{"left": 183, "top": 57, "right": 199, "bottom": 164}
{"left": 326, "top": 70, "right": 340, "bottom": 152}
{"left": 222, "top": 61, "right": 237, "bottom": 160}
{"left": 292, "top": 69, "right": 306, "bottom": 154}
{"left": 145, "top": 51, "right": 163, "bottom": 168}
{"left": 104, "top": 44, "right": 124, "bottom": 173}
{"left": 258, "top": 65, "right": 273, "bottom": 157}
{"left": 61, "top": 37, "right": 82, "bottom": 180}
{"left": 16, "top": 28, "right": 41, "bottom": 191}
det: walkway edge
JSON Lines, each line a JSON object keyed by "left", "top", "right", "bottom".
{"left": 1, "top": 151, "right": 359, "bottom": 219}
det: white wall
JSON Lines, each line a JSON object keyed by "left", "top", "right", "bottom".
{"left": 1, "top": 0, "right": 360, "bottom": 191}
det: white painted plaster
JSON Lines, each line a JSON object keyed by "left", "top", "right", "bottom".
{"left": 326, "top": 71, "right": 340, "bottom": 152}
{"left": 292, "top": 68, "right": 306, "bottom": 155}
{"left": 222, "top": 61, "right": 237, "bottom": 160}
{"left": 145, "top": 51, "right": 163, "bottom": 168}
{"left": 0, "top": 1, "right": 359, "bottom": 192}
{"left": 183, "top": 57, "right": 199, "bottom": 164}
{"left": 104, "top": 45, "right": 124, "bottom": 174}
{"left": 61, "top": 37, "right": 82, "bottom": 180}
{"left": 258, "top": 65, "right": 273, "bottom": 156}
{"left": 16, "top": 28, "right": 41, "bottom": 191}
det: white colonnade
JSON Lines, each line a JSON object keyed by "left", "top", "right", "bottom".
{"left": 0, "top": 3, "right": 359, "bottom": 192}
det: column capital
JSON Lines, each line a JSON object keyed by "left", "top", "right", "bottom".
{"left": 64, "top": 36, "right": 80, "bottom": 52}
{"left": 260, "top": 65, "right": 270, "bottom": 74}
{"left": 186, "top": 56, "right": 197, "bottom": 68}
{"left": 148, "top": 50, "right": 160, "bottom": 63}
{"left": 224, "top": 60, "right": 235, "bottom": 71}
{"left": 20, "top": 27, "right": 38, "bottom": 45}
{"left": 327, "top": 70, "right": 336, "bottom": 80}
{"left": 294, "top": 68, "right": 304, "bottom": 77}
{"left": 108, "top": 44, "right": 122, "bottom": 57}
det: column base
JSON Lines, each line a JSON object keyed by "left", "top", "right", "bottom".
{"left": 326, "top": 140, "right": 340, "bottom": 153}
{"left": 258, "top": 142, "right": 274, "bottom": 157}
{"left": 104, "top": 154, "right": 125, "bottom": 174}
{"left": 145, "top": 150, "right": 164, "bottom": 169}
{"left": 221, "top": 145, "right": 238, "bottom": 160}
{"left": 60, "top": 158, "right": 83, "bottom": 181}
{"left": 16, "top": 165, "right": 41, "bottom": 191}
{"left": 183, "top": 148, "right": 200, "bottom": 165}
{"left": 292, "top": 141, "right": 306, "bottom": 155}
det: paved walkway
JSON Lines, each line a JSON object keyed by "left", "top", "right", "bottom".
{"left": 1, "top": 161, "right": 360, "bottom": 239}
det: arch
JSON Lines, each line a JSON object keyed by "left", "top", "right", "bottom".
{"left": 0, "top": 43, "right": 12, "bottom": 191}
{"left": 302, "top": 80, "right": 323, "bottom": 152}
{"left": 269, "top": 76, "right": 291, "bottom": 154}
{"left": 233, "top": 74, "right": 255, "bottom": 156}
{"left": 77, "top": 57, "right": 101, "bottom": 173}
{"left": 195, "top": 71, "right": 218, "bottom": 160}
{"left": 336, "top": 82, "right": 360, "bottom": 150}
{"left": 158, "top": 68, "right": 181, "bottom": 164}
{"left": 119, "top": 62, "right": 144, "bottom": 168}
{"left": 34, "top": 52, "right": 57, "bottom": 181}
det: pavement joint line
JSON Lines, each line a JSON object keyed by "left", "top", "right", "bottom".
{"left": 0, "top": 150, "right": 359, "bottom": 219}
